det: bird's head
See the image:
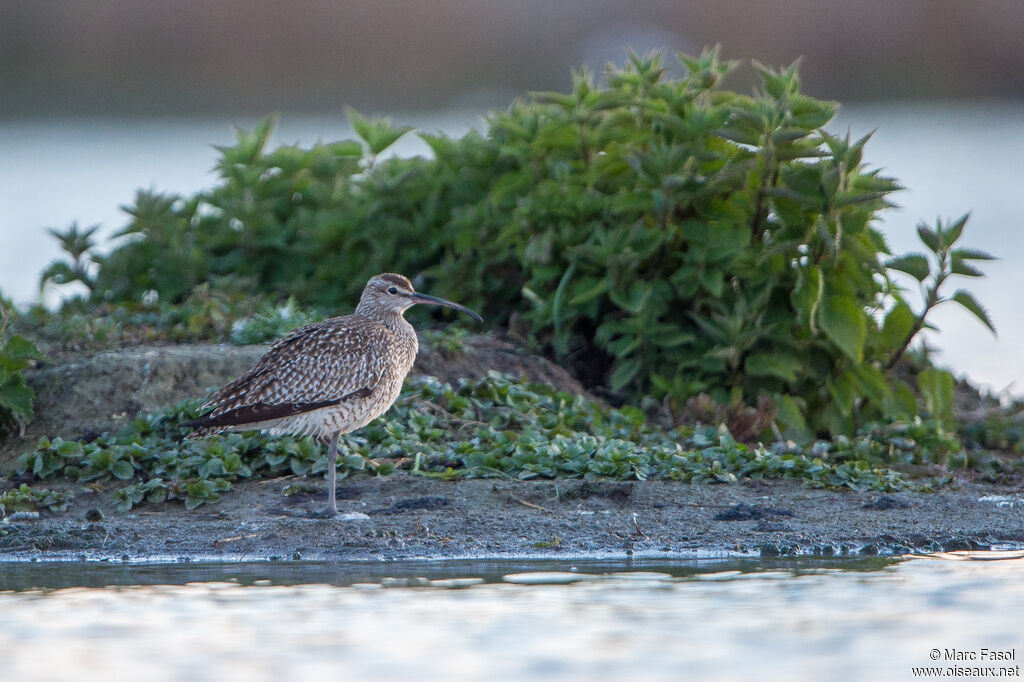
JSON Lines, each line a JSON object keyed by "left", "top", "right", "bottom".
{"left": 357, "top": 273, "right": 483, "bottom": 323}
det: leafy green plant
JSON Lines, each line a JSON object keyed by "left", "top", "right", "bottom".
{"left": 79, "top": 447, "right": 137, "bottom": 481}
{"left": 46, "top": 49, "right": 996, "bottom": 436}
{"left": 811, "top": 417, "right": 962, "bottom": 469}
{"left": 16, "top": 437, "right": 85, "bottom": 479}
{"left": 884, "top": 214, "right": 995, "bottom": 364}
{"left": 182, "top": 478, "right": 232, "bottom": 510}
{"left": 0, "top": 483, "right": 73, "bottom": 514}
{"left": 0, "top": 296, "right": 43, "bottom": 442}
{"left": 882, "top": 214, "right": 996, "bottom": 425}
{"left": 113, "top": 478, "right": 169, "bottom": 512}
{"left": 14, "top": 398, "right": 331, "bottom": 511}
{"left": 347, "top": 107, "right": 414, "bottom": 168}
{"left": 39, "top": 222, "right": 100, "bottom": 294}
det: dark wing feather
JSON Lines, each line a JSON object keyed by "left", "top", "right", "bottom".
{"left": 183, "top": 387, "right": 373, "bottom": 430}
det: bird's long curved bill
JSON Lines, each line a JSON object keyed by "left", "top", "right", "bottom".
{"left": 410, "top": 292, "right": 483, "bottom": 322}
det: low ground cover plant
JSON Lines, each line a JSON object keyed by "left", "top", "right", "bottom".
{"left": 7, "top": 373, "right": 919, "bottom": 512}
{"left": 0, "top": 483, "right": 71, "bottom": 514}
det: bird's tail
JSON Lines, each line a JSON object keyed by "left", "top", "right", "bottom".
{"left": 180, "top": 412, "right": 226, "bottom": 440}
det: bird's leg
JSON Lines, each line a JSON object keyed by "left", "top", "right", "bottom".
{"left": 326, "top": 431, "right": 340, "bottom": 516}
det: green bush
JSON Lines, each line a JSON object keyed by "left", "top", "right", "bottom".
{"left": 46, "top": 49, "right": 994, "bottom": 436}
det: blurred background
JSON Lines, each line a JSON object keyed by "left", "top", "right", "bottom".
{"left": 1, "top": 0, "right": 1022, "bottom": 390}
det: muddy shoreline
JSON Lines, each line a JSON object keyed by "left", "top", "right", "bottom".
{"left": 3, "top": 475, "right": 1023, "bottom": 562}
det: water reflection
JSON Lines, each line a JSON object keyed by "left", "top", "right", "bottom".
{"left": 0, "top": 555, "right": 900, "bottom": 592}
{"left": 0, "top": 553, "right": 1021, "bottom": 681}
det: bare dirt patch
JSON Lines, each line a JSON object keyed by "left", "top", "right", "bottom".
{"left": 2, "top": 475, "right": 1023, "bottom": 561}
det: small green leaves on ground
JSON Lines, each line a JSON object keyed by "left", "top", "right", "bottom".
{"left": 8, "top": 373, "right": 980, "bottom": 514}
{"left": 0, "top": 484, "right": 72, "bottom": 514}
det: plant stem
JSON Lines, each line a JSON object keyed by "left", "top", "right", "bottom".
{"left": 883, "top": 281, "right": 942, "bottom": 372}
{"left": 749, "top": 155, "right": 778, "bottom": 241}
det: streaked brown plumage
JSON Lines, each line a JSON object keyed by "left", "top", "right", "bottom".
{"left": 184, "top": 273, "right": 482, "bottom": 515}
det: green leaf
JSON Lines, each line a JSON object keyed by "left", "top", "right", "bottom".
{"left": 568, "top": 277, "right": 608, "bottom": 305}
{"left": 918, "top": 367, "right": 954, "bottom": 425}
{"left": 327, "top": 140, "right": 365, "bottom": 158}
{"left": 888, "top": 381, "right": 919, "bottom": 418}
{"left": 146, "top": 482, "right": 169, "bottom": 504}
{"left": 2, "top": 335, "right": 42, "bottom": 366}
{"left": 827, "top": 372, "right": 858, "bottom": 416}
{"left": 698, "top": 268, "right": 725, "bottom": 297}
{"left": 57, "top": 440, "right": 82, "bottom": 457}
{"left": 111, "top": 459, "right": 135, "bottom": 480}
{"left": 819, "top": 295, "right": 866, "bottom": 362}
{"left": 39, "top": 261, "right": 77, "bottom": 287}
{"left": 820, "top": 400, "right": 853, "bottom": 437}
{"left": 941, "top": 212, "right": 969, "bottom": 245}
{"left": 551, "top": 260, "right": 577, "bottom": 356}
{"left": 880, "top": 302, "right": 916, "bottom": 350}
{"left": 951, "top": 290, "right": 996, "bottom": 335}
{"left": 265, "top": 451, "right": 288, "bottom": 467}
{"left": 716, "top": 126, "right": 760, "bottom": 146}
{"left": 950, "top": 258, "right": 983, "bottom": 278}
{"left": 222, "top": 115, "right": 277, "bottom": 165}
{"left": 347, "top": 107, "right": 414, "bottom": 156}
{"left": 607, "top": 335, "right": 642, "bottom": 358}
{"left": 951, "top": 248, "right": 995, "bottom": 261}
{"left": 645, "top": 328, "right": 696, "bottom": 349}
{"left": 851, "top": 364, "right": 890, "bottom": 407}
{"left": 0, "top": 380, "right": 33, "bottom": 422}
{"left": 348, "top": 107, "right": 373, "bottom": 145}
{"left": 744, "top": 354, "right": 799, "bottom": 383}
{"left": 609, "top": 356, "right": 643, "bottom": 391}
{"left": 885, "top": 254, "right": 930, "bottom": 282}
{"left": 608, "top": 282, "right": 652, "bottom": 315}
{"left": 775, "top": 394, "right": 809, "bottom": 442}
{"left": 916, "top": 223, "right": 941, "bottom": 252}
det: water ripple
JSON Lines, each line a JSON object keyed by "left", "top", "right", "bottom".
{"left": 0, "top": 555, "right": 1021, "bottom": 681}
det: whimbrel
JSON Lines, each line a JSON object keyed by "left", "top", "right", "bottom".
{"left": 184, "top": 273, "right": 482, "bottom": 515}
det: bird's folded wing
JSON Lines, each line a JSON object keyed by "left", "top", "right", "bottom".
{"left": 182, "top": 386, "right": 374, "bottom": 430}
{"left": 195, "top": 318, "right": 390, "bottom": 423}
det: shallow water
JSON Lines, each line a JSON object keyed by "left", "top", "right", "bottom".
{"left": 1, "top": 552, "right": 1021, "bottom": 681}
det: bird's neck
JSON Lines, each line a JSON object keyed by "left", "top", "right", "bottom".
{"left": 355, "top": 305, "right": 412, "bottom": 335}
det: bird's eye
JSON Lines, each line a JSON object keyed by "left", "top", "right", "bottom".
{"left": 387, "top": 286, "right": 399, "bottom": 295}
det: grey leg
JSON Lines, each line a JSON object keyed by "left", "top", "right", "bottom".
{"left": 326, "top": 431, "right": 340, "bottom": 516}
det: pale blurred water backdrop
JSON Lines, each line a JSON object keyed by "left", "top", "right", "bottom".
{"left": 1, "top": 553, "right": 1022, "bottom": 682}
{"left": 1, "top": 103, "right": 1022, "bottom": 391}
